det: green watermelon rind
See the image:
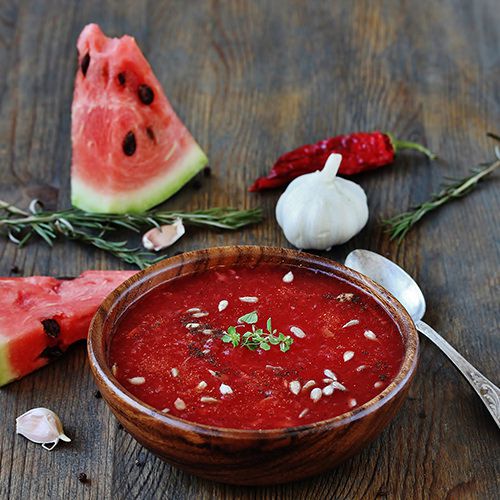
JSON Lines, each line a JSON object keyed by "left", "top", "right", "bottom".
{"left": 0, "top": 339, "right": 15, "bottom": 387}
{"left": 71, "top": 142, "right": 208, "bottom": 214}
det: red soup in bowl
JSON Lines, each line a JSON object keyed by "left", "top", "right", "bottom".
{"left": 89, "top": 246, "right": 418, "bottom": 484}
{"left": 110, "top": 263, "right": 404, "bottom": 429}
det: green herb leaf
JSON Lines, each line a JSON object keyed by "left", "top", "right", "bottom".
{"left": 0, "top": 201, "right": 263, "bottom": 269}
{"left": 238, "top": 311, "right": 258, "bottom": 324}
{"left": 222, "top": 315, "right": 294, "bottom": 353}
{"left": 382, "top": 145, "right": 500, "bottom": 242}
{"left": 222, "top": 326, "right": 240, "bottom": 347}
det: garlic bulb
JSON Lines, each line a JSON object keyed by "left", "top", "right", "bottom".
{"left": 16, "top": 407, "right": 71, "bottom": 451}
{"left": 276, "top": 153, "right": 368, "bottom": 249}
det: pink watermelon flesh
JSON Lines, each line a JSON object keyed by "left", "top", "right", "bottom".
{"left": 71, "top": 24, "right": 208, "bottom": 213}
{"left": 0, "top": 271, "right": 135, "bottom": 386}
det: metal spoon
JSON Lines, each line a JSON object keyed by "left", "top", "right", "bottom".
{"left": 345, "top": 249, "right": 500, "bottom": 428}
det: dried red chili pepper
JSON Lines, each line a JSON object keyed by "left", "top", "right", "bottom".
{"left": 249, "top": 131, "right": 435, "bottom": 191}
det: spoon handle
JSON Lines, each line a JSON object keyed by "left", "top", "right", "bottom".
{"left": 416, "top": 320, "right": 500, "bottom": 428}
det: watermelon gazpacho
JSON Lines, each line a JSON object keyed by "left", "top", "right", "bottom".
{"left": 71, "top": 24, "right": 208, "bottom": 214}
{"left": 0, "top": 271, "right": 134, "bottom": 386}
{"left": 109, "top": 264, "right": 405, "bottom": 429}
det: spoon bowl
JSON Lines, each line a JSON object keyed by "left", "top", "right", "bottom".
{"left": 345, "top": 250, "right": 426, "bottom": 321}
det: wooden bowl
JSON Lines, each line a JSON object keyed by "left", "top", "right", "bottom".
{"left": 88, "top": 246, "right": 419, "bottom": 485}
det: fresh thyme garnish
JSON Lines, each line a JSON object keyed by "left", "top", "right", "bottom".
{"left": 0, "top": 200, "right": 263, "bottom": 268}
{"left": 383, "top": 137, "right": 500, "bottom": 242}
{"left": 222, "top": 312, "right": 294, "bottom": 352}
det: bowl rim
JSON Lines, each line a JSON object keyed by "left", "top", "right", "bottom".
{"left": 88, "top": 245, "right": 419, "bottom": 439}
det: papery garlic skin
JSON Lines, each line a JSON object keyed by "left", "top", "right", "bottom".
{"left": 16, "top": 407, "right": 71, "bottom": 451}
{"left": 142, "top": 218, "right": 185, "bottom": 251}
{"left": 276, "top": 153, "right": 369, "bottom": 249}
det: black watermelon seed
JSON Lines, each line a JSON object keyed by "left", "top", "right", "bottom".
{"left": 122, "top": 131, "right": 136, "bottom": 156}
{"left": 146, "top": 127, "right": 156, "bottom": 142}
{"left": 10, "top": 265, "right": 20, "bottom": 273}
{"left": 81, "top": 52, "right": 90, "bottom": 77}
{"left": 41, "top": 318, "right": 60, "bottom": 338}
{"left": 138, "top": 84, "right": 154, "bottom": 105}
{"left": 203, "top": 166, "right": 212, "bottom": 177}
{"left": 117, "top": 72, "right": 126, "bottom": 86}
{"left": 94, "top": 390, "right": 102, "bottom": 399}
{"left": 39, "top": 345, "right": 64, "bottom": 360}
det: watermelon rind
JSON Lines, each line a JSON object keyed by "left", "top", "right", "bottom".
{"left": 71, "top": 142, "right": 208, "bottom": 213}
{"left": 0, "top": 338, "right": 15, "bottom": 387}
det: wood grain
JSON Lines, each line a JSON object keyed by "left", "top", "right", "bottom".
{"left": 0, "top": 0, "right": 498, "bottom": 498}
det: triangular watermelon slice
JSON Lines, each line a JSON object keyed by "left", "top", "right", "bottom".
{"left": 0, "top": 271, "right": 135, "bottom": 386}
{"left": 71, "top": 24, "right": 208, "bottom": 213}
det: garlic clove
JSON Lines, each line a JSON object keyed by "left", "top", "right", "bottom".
{"left": 142, "top": 218, "right": 185, "bottom": 251}
{"left": 16, "top": 407, "right": 71, "bottom": 450}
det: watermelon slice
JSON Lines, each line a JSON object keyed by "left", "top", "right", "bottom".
{"left": 71, "top": 24, "right": 208, "bottom": 213}
{"left": 0, "top": 271, "right": 135, "bottom": 386}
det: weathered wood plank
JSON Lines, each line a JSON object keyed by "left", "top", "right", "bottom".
{"left": 0, "top": 0, "right": 498, "bottom": 499}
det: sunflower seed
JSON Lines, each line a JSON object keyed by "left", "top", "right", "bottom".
{"left": 364, "top": 330, "right": 377, "bottom": 340}
{"left": 220, "top": 383, "right": 233, "bottom": 395}
{"left": 348, "top": 398, "right": 357, "bottom": 408}
{"left": 323, "top": 369, "right": 337, "bottom": 380}
{"left": 202, "top": 329, "right": 213, "bottom": 335}
{"left": 192, "top": 312, "right": 209, "bottom": 318}
{"left": 171, "top": 368, "right": 179, "bottom": 377}
{"left": 282, "top": 271, "right": 294, "bottom": 283}
{"left": 196, "top": 381, "right": 207, "bottom": 390}
{"left": 302, "top": 380, "right": 316, "bottom": 391}
{"left": 185, "top": 323, "right": 200, "bottom": 329}
{"left": 289, "top": 381, "right": 301, "bottom": 395}
{"left": 200, "top": 396, "right": 219, "bottom": 404}
{"left": 343, "top": 351, "right": 355, "bottom": 362}
{"left": 218, "top": 300, "right": 229, "bottom": 311}
{"left": 186, "top": 308, "right": 201, "bottom": 313}
{"left": 332, "top": 381, "right": 347, "bottom": 391}
{"left": 322, "top": 384, "right": 335, "bottom": 396}
{"left": 174, "top": 398, "right": 186, "bottom": 410}
{"left": 342, "top": 319, "right": 359, "bottom": 328}
{"left": 239, "top": 296, "right": 258, "bottom": 303}
{"left": 128, "top": 377, "right": 146, "bottom": 385}
{"left": 310, "top": 388, "right": 322, "bottom": 402}
{"left": 290, "top": 326, "right": 306, "bottom": 338}
{"left": 265, "top": 364, "right": 283, "bottom": 371}
{"left": 128, "top": 376, "right": 145, "bottom": 385}
{"left": 299, "top": 408, "right": 309, "bottom": 418}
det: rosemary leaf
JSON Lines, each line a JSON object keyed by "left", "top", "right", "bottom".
{"left": 383, "top": 159, "right": 499, "bottom": 242}
{"left": 0, "top": 203, "right": 263, "bottom": 268}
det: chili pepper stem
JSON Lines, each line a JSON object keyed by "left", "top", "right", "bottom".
{"left": 386, "top": 133, "right": 436, "bottom": 160}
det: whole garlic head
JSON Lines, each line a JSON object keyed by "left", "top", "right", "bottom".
{"left": 16, "top": 407, "right": 71, "bottom": 451}
{"left": 276, "top": 153, "right": 369, "bottom": 249}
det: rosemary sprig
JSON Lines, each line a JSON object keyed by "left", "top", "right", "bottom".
{"left": 383, "top": 157, "right": 499, "bottom": 242}
{"left": 0, "top": 201, "right": 263, "bottom": 268}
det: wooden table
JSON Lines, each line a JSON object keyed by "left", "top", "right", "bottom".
{"left": 1, "top": 1, "right": 498, "bottom": 498}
